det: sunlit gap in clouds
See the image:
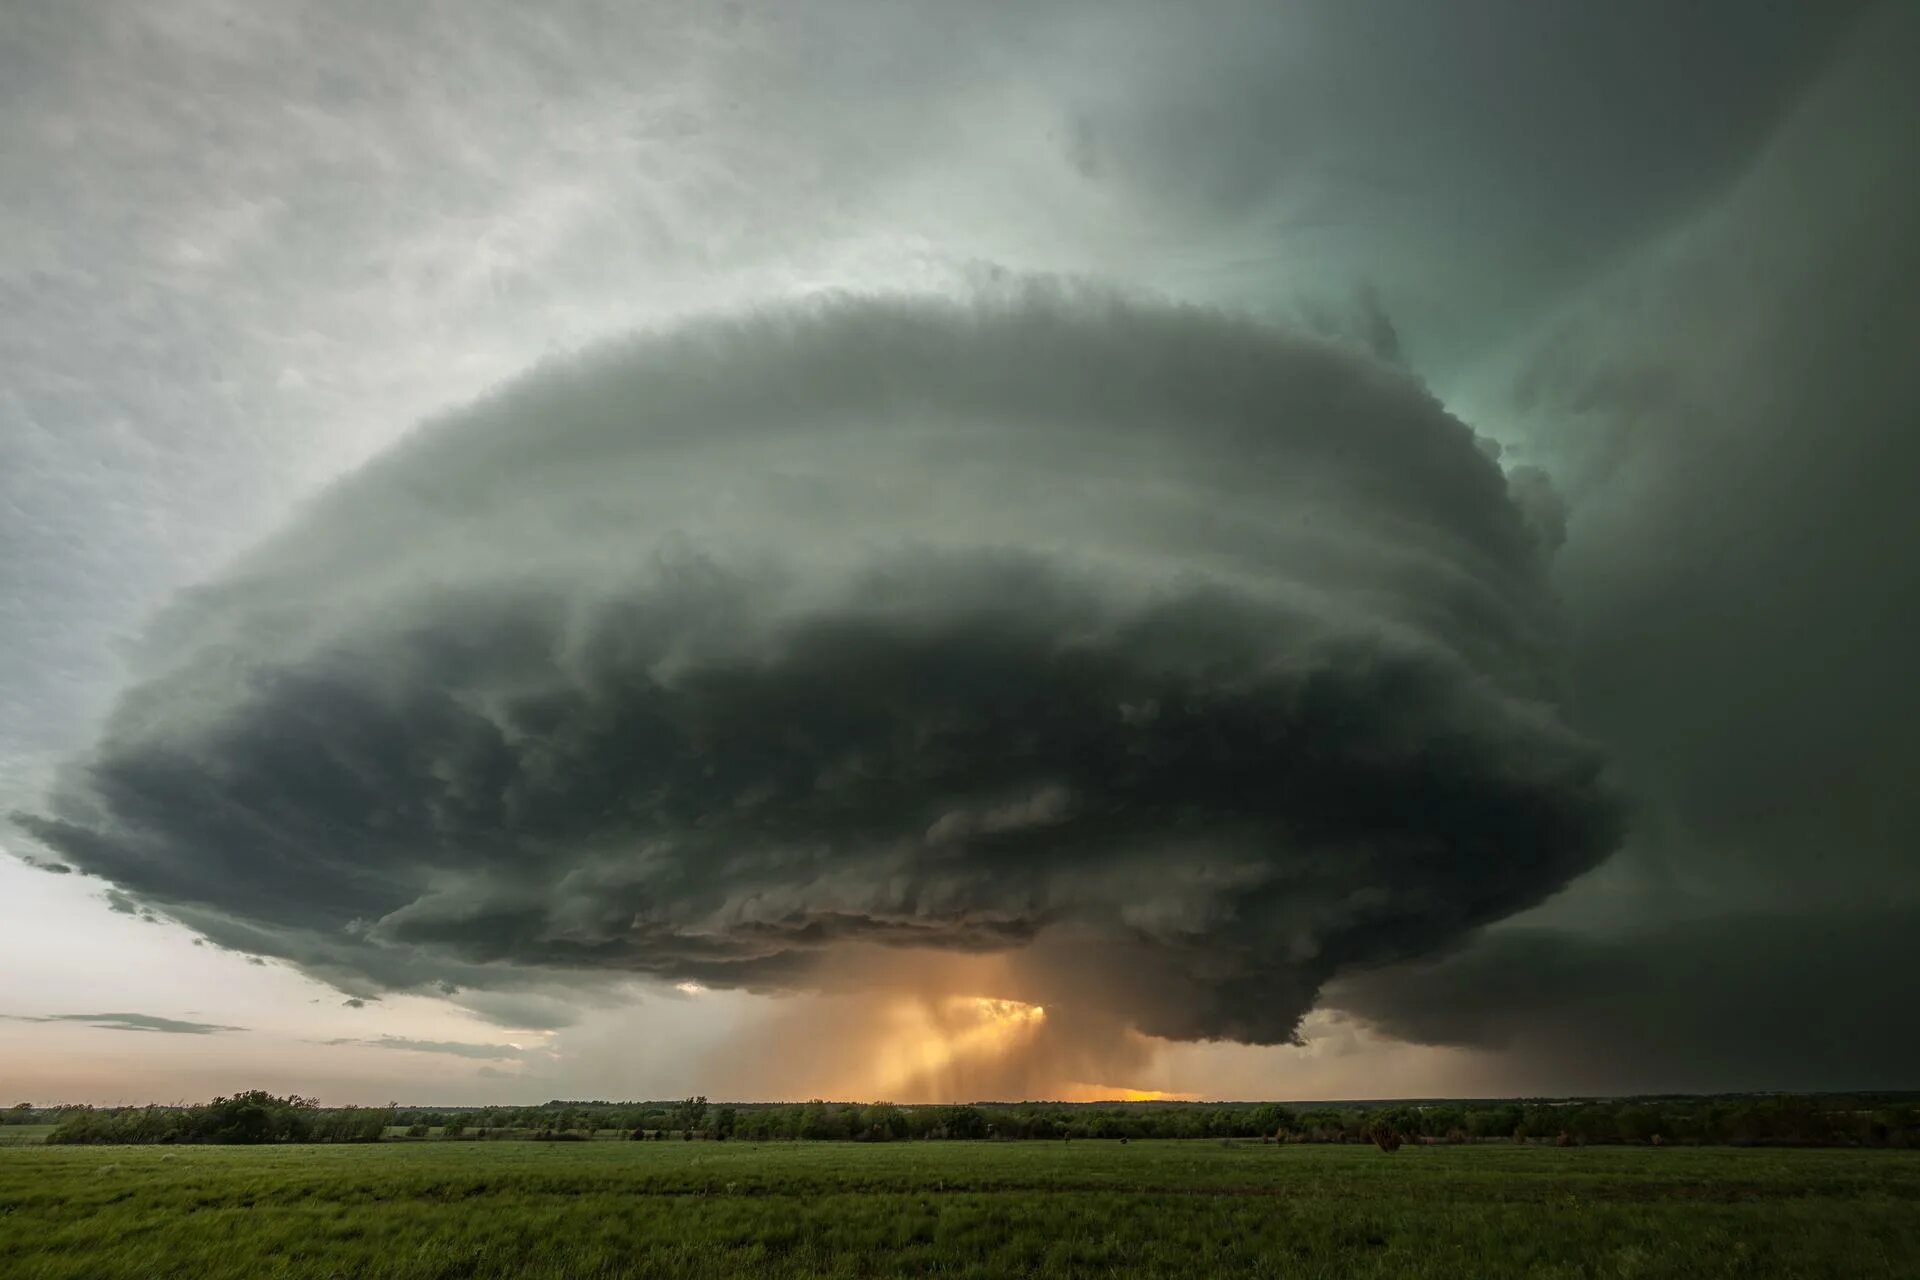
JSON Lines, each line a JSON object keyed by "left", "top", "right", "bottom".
{"left": 870, "top": 995, "right": 1047, "bottom": 1098}
{"left": 695, "top": 947, "right": 1188, "bottom": 1103}
{"left": 869, "top": 995, "right": 1198, "bottom": 1103}
{"left": 795, "top": 989, "right": 1196, "bottom": 1104}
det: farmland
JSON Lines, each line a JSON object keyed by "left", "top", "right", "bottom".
{"left": 4, "top": 1140, "right": 1917, "bottom": 1278}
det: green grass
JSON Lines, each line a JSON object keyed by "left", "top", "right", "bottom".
{"left": 3, "top": 1141, "right": 1916, "bottom": 1278}
{"left": 0, "top": 1124, "right": 55, "bottom": 1146}
{"left": 381, "top": 1127, "right": 634, "bottom": 1141}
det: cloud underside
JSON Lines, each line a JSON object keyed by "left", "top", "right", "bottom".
{"left": 1326, "top": 908, "right": 1920, "bottom": 1092}
{"left": 17, "top": 288, "right": 1616, "bottom": 1043}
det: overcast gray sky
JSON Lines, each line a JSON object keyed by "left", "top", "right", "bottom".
{"left": 3, "top": 0, "right": 1914, "bottom": 1105}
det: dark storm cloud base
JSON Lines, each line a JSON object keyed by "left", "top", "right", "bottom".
{"left": 17, "top": 288, "right": 1618, "bottom": 1041}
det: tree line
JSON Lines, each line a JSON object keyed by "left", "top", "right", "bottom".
{"left": 25, "top": 1092, "right": 1919, "bottom": 1148}
{"left": 38, "top": 1093, "right": 389, "bottom": 1145}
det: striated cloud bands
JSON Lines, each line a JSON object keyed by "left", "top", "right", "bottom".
{"left": 17, "top": 287, "right": 1618, "bottom": 1042}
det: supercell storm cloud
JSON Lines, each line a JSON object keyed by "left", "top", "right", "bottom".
{"left": 19, "top": 286, "right": 1617, "bottom": 1043}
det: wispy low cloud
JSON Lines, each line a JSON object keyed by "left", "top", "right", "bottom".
{"left": 5, "top": 1012, "right": 243, "bottom": 1035}
{"left": 103, "top": 889, "right": 160, "bottom": 923}
{"left": 320, "top": 1035, "right": 526, "bottom": 1061}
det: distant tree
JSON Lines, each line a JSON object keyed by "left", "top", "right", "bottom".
{"left": 674, "top": 1096, "right": 709, "bottom": 1134}
{"left": 310, "top": 1104, "right": 391, "bottom": 1144}
{"left": 203, "top": 1091, "right": 317, "bottom": 1144}
{"left": 1468, "top": 1106, "right": 1521, "bottom": 1140}
{"left": 1422, "top": 1106, "right": 1465, "bottom": 1139}
{"left": 1248, "top": 1104, "right": 1296, "bottom": 1141}
{"left": 857, "top": 1104, "right": 906, "bottom": 1141}
{"left": 940, "top": 1106, "right": 988, "bottom": 1140}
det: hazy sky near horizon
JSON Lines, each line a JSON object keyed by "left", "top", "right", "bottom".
{"left": 3, "top": 0, "right": 1916, "bottom": 1106}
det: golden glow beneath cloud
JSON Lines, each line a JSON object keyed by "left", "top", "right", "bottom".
{"left": 704, "top": 950, "right": 1186, "bottom": 1103}
{"left": 1058, "top": 1085, "right": 1198, "bottom": 1103}
{"left": 870, "top": 995, "right": 1049, "bottom": 1098}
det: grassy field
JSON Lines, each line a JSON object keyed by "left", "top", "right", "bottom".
{"left": 0, "top": 1124, "right": 55, "bottom": 1146}
{"left": 3, "top": 1140, "right": 1916, "bottom": 1278}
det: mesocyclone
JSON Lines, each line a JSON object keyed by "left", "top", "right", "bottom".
{"left": 17, "top": 283, "right": 1621, "bottom": 1043}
